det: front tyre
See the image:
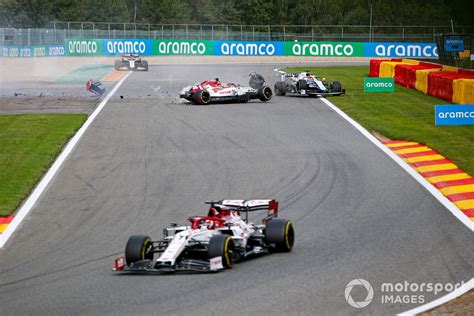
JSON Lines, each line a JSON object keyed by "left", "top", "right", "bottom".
{"left": 257, "top": 86, "right": 272, "bottom": 101}
{"left": 125, "top": 235, "right": 154, "bottom": 266}
{"left": 208, "top": 234, "right": 235, "bottom": 269}
{"left": 141, "top": 60, "right": 149, "bottom": 71}
{"left": 265, "top": 219, "right": 295, "bottom": 252}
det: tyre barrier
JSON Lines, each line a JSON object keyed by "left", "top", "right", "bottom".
{"left": 369, "top": 58, "right": 474, "bottom": 104}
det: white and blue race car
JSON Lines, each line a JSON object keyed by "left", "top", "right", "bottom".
{"left": 274, "top": 69, "right": 345, "bottom": 97}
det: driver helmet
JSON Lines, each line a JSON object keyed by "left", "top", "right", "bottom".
{"left": 201, "top": 219, "right": 215, "bottom": 229}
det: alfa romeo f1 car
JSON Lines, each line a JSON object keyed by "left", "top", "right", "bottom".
{"left": 113, "top": 199, "right": 294, "bottom": 273}
{"left": 114, "top": 54, "right": 148, "bottom": 71}
{"left": 274, "top": 69, "right": 345, "bottom": 97}
{"left": 179, "top": 73, "right": 273, "bottom": 105}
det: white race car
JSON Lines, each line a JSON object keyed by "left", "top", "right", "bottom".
{"left": 179, "top": 73, "right": 273, "bottom": 105}
{"left": 113, "top": 199, "right": 294, "bottom": 273}
{"left": 274, "top": 69, "right": 345, "bottom": 96}
{"left": 114, "top": 54, "right": 148, "bottom": 71}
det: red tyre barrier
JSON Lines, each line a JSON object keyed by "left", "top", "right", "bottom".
{"left": 396, "top": 64, "right": 442, "bottom": 88}
{"left": 369, "top": 59, "right": 389, "bottom": 77}
{"left": 428, "top": 72, "right": 474, "bottom": 102}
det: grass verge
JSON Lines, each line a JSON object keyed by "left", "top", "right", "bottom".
{"left": 286, "top": 66, "right": 474, "bottom": 176}
{"left": 0, "top": 114, "right": 87, "bottom": 216}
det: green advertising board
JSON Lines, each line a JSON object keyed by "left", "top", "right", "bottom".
{"left": 364, "top": 77, "right": 395, "bottom": 92}
{"left": 65, "top": 39, "right": 102, "bottom": 56}
{"left": 153, "top": 39, "right": 213, "bottom": 55}
{"left": 284, "top": 41, "right": 365, "bottom": 57}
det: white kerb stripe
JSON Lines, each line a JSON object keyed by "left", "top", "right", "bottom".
{"left": 398, "top": 278, "right": 473, "bottom": 315}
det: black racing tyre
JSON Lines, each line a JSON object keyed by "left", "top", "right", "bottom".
{"left": 275, "top": 82, "right": 286, "bottom": 96}
{"left": 332, "top": 81, "right": 342, "bottom": 92}
{"left": 208, "top": 234, "right": 235, "bottom": 269}
{"left": 257, "top": 86, "right": 272, "bottom": 101}
{"left": 114, "top": 59, "right": 122, "bottom": 71}
{"left": 192, "top": 89, "right": 211, "bottom": 105}
{"left": 239, "top": 93, "right": 250, "bottom": 103}
{"left": 141, "top": 60, "right": 149, "bottom": 71}
{"left": 297, "top": 79, "right": 308, "bottom": 91}
{"left": 265, "top": 219, "right": 295, "bottom": 252}
{"left": 125, "top": 235, "right": 154, "bottom": 266}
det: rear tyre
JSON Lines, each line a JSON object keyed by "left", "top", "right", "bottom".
{"left": 297, "top": 79, "right": 308, "bottom": 91}
{"left": 265, "top": 219, "right": 295, "bottom": 252}
{"left": 192, "top": 89, "right": 211, "bottom": 105}
{"left": 208, "top": 234, "right": 235, "bottom": 269}
{"left": 125, "top": 235, "right": 153, "bottom": 266}
{"left": 332, "top": 81, "right": 342, "bottom": 93}
{"left": 257, "top": 86, "right": 272, "bottom": 101}
{"left": 274, "top": 82, "right": 286, "bottom": 96}
{"left": 141, "top": 60, "right": 149, "bottom": 71}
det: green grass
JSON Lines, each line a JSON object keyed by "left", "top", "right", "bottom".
{"left": 0, "top": 114, "right": 87, "bottom": 216}
{"left": 286, "top": 66, "right": 474, "bottom": 176}
{"left": 56, "top": 64, "right": 113, "bottom": 83}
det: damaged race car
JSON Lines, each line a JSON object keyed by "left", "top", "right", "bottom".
{"left": 179, "top": 73, "right": 273, "bottom": 105}
{"left": 113, "top": 199, "right": 294, "bottom": 273}
{"left": 274, "top": 69, "right": 345, "bottom": 97}
{"left": 114, "top": 54, "right": 148, "bottom": 71}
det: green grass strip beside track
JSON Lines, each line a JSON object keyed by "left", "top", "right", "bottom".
{"left": 286, "top": 66, "right": 474, "bottom": 176}
{"left": 0, "top": 114, "right": 87, "bottom": 216}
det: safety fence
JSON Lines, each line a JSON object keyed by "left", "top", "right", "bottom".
{"left": 3, "top": 24, "right": 474, "bottom": 46}
{"left": 0, "top": 38, "right": 440, "bottom": 59}
{"left": 369, "top": 59, "right": 474, "bottom": 104}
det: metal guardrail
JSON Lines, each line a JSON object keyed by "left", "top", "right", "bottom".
{"left": 1, "top": 22, "right": 474, "bottom": 46}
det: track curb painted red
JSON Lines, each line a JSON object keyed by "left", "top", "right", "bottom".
{"left": 384, "top": 140, "right": 474, "bottom": 221}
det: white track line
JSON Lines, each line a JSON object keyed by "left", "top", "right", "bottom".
{"left": 320, "top": 97, "right": 473, "bottom": 314}
{"left": 398, "top": 278, "right": 473, "bottom": 315}
{"left": 319, "top": 97, "right": 473, "bottom": 231}
{"left": 0, "top": 72, "right": 132, "bottom": 248}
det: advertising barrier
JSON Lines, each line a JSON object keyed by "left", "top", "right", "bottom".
{"left": 435, "top": 104, "right": 474, "bottom": 125}
{"left": 1, "top": 45, "right": 66, "bottom": 57}
{"left": 103, "top": 39, "right": 153, "bottom": 56}
{"left": 214, "top": 41, "right": 283, "bottom": 56}
{"left": 364, "top": 77, "right": 395, "bottom": 92}
{"left": 284, "top": 41, "right": 365, "bottom": 57}
{"left": 154, "top": 39, "right": 213, "bottom": 55}
{"left": 1, "top": 38, "right": 441, "bottom": 58}
{"left": 364, "top": 42, "right": 438, "bottom": 58}
{"left": 65, "top": 39, "right": 102, "bottom": 56}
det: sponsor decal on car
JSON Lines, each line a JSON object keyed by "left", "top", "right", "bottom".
{"left": 214, "top": 41, "right": 283, "bottom": 56}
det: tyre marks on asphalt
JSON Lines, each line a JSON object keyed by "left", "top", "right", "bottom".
{"left": 384, "top": 140, "right": 474, "bottom": 221}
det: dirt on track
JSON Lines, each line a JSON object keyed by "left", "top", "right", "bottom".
{"left": 0, "top": 56, "right": 372, "bottom": 82}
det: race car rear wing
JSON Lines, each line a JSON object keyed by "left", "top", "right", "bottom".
{"left": 205, "top": 199, "right": 279, "bottom": 223}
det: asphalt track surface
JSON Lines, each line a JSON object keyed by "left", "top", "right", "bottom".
{"left": 0, "top": 63, "right": 472, "bottom": 315}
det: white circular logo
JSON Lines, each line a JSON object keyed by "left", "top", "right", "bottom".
{"left": 345, "top": 279, "right": 374, "bottom": 308}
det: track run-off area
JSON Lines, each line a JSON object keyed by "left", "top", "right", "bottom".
{"left": 0, "top": 60, "right": 472, "bottom": 315}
